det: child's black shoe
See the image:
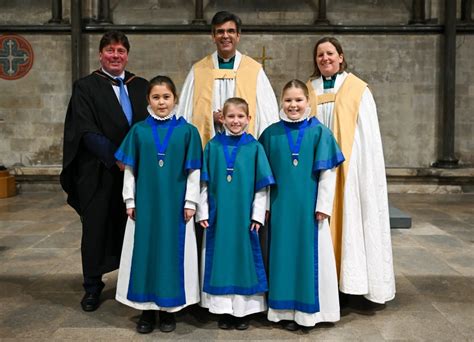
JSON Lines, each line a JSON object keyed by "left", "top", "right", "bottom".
{"left": 218, "top": 314, "right": 234, "bottom": 330}
{"left": 159, "top": 311, "right": 176, "bottom": 332}
{"left": 234, "top": 316, "right": 249, "bottom": 330}
{"left": 136, "top": 310, "right": 156, "bottom": 334}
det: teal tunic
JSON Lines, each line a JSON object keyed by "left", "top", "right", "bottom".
{"left": 259, "top": 117, "right": 344, "bottom": 313}
{"left": 115, "top": 115, "right": 202, "bottom": 307}
{"left": 201, "top": 133, "right": 275, "bottom": 295}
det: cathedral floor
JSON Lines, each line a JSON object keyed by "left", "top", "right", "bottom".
{"left": 0, "top": 191, "right": 472, "bottom": 340}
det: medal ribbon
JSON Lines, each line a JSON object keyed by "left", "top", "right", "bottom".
{"left": 149, "top": 115, "right": 178, "bottom": 166}
{"left": 217, "top": 133, "right": 247, "bottom": 181}
{"left": 282, "top": 120, "right": 308, "bottom": 166}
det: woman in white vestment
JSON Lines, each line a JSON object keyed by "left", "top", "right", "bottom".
{"left": 307, "top": 36, "right": 395, "bottom": 305}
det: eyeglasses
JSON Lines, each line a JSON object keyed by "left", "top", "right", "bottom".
{"left": 214, "top": 28, "right": 238, "bottom": 36}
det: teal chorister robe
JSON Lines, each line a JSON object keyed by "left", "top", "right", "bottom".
{"left": 201, "top": 133, "right": 275, "bottom": 296}
{"left": 259, "top": 117, "right": 344, "bottom": 314}
{"left": 115, "top": 115, "right": 202, "bottom": 307}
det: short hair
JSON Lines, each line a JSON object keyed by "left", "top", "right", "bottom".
{"left": 310, "top": 36, "right": 347, "bottom": 79}
{"left": 281, "top": 79, "right": 309, "bottom": 100}
{"left": 147, "top": 75, "right": 178, "bottom": 103}
{"left": 223, "top": 97, "right": 249, "bottom": 116}
{"left": 211, "top": 11, "right": 242, "bottom": 34}
{"left": 99, "top": 30, "right": 130, "bottom": 52}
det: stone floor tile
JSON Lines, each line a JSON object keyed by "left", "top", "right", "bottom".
{"left": 374, "top": 310, "right": 468, "bottom": 341}
{"left": 432, "top": 302, "right": 474, "bottom": 339}
{"left": 0, "top": 234, "right": 47, "bottom": 249}
{"left": 33, "top": 230, "right": 82, "bottom": 248}
{"left": 393, "top": 246, "right": 460, "bottom": 276}
{"left": 404, "top": 275, "right": 474, "bottom": 303}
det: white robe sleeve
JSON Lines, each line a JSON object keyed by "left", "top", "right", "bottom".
{"left": 123, "top": 165, "right": 135, "bottom": 209}
{"left": 184, "top": 169, "right": 200, "bottom": 210}
{"left": 251, "top": 186, "right": 268, "bottom": 225}
{"left": 255, "top": 69, "right": 279, "bottom": 137}
{"left": 315, "top": 168, "right": 337, "bottom": 216}
{"left": 195, "top": 182, "right": 209, "bottom": 222}
{"left": 177, "top": 66, "right": 195, "bottom": 122}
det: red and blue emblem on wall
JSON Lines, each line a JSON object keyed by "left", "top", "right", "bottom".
{"left": 0, "top": 34, "right": 34, "bottom": 80}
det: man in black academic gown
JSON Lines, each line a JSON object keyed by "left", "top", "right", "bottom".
{"left": 60, "top": 31, "right": 148, "bottom": 312}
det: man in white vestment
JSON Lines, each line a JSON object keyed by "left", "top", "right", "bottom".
{"left": 178, "top": 11, "right": 279, "bottom": 145}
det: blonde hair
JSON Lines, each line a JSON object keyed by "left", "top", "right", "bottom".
{"left": 222, "top": 97, "right": 249, "bottom": 116}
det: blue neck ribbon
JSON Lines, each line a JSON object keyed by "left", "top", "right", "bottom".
{"left": 282, "top": 120, "right": 309, "bottom": 167}
{"left": 150, "top": 115, "right": 178, "bottom": 167}
{"left": 217, "top": 133, "right": 248, "bottom": 182}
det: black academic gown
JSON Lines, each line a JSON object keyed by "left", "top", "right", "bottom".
{"left": 60, "top": 70, "right": 148, "bottom": 277}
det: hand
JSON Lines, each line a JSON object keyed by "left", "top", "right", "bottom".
{"left": 184, "top": 208, "right": 195, "bottom": 222}
{"left": 316, "top": 211, "right": 329, "bottom": 221}
{"left": 213, "top": 109, "right": 223, "bottom": 124}
{"left": 126, "top": 208, "right": 135, "bottom": 220}
{"left": 116, "top": 160, "right": 125, "bottom": 171}
{"left": 199, "top": 220, "right": 209, "bottom": 229}
{"left": 250, "top": 221, "right": 261, "bottom": 232}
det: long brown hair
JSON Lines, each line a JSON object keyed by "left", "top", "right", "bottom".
{"left": 310, "top": 36, "right": 347, "bottom": 79}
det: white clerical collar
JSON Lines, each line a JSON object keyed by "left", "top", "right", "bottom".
{"left": 101, "top": 68, "right": 125, "bottom": 80}
{"left": 147, "top": 105, "right": 176, "bottom": 121}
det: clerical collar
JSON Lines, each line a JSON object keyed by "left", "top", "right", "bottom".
{"left": 101, "top": 68, "right": 125, "bottom": 81}
{"left": 218, "top": 55, "right": 235, "bottom": 69}
{"left": 323, "top": 74, "right": 337, "bottom": 89}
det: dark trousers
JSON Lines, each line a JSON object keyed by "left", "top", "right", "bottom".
{"left": 80, "top": 167, "right": 127, "bottom": 293}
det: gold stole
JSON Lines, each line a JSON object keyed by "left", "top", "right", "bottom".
{"left": 307, "top": 74, "right": 367, "bottom": 277}
{"left": 193, "top": 54, "right": 261, "bottom": 146}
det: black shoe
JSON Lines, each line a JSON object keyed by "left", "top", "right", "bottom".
{"left": 80, "top": 292, "right": 101, "bottom": 312}
{"left": 281, "top": 320, "right": 299, "bottom": 331}
{"left": 339, "top": 291, "right": 349, "bottom": 310}
{"left": 136, "top": 310, "right": 156, "bottom": 334}
{"left": 218, "top": 314, "right": 233, "bottom": 330}
{"left": 234, "top": 316, "right": 249, "bottom": 330}
{"left": 159, "top": 311, "right": 176, "bottom": 333}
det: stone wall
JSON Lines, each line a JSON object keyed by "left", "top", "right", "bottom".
{"left": 0, "top": 35, "right": 71, "bottom": 167}
{"left": 0, "top": 0, "right": 473, "bottom": 169}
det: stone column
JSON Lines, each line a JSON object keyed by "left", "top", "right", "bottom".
{"left": 314, "top": 0, "right": 330, "bottom": 25}
{"left": 434, "top": 0, "right": 459, "bottom": 168}
{"left": 192, "top": 0, "right": 206, "bottom": 24}
{"left": 48, "top": 0, "right": 64, "bottom": 24}
{"left": 409, "top": 0, "right": 427, "bottom": 24}
{"left": 97, "top": 0, "right": 112, "bottom": 24}
{"left": 71, "top": 0, "right": 83, "bottom": 83}
{"left": 461, "top": 0, "right": 472, "bottom": 22}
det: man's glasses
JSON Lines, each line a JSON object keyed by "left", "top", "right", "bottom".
{"left": 214, "top": 28, "right": 238, "bottom": 36}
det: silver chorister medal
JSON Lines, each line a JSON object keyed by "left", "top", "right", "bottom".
{"left": 159, "top": 159, "right": 164, "bottom": 167}
{"left": 227, "top": 174, "right": 232, "bottom": 182}
{"left": 293, "top": 158, "right": 298, "bottom": 167}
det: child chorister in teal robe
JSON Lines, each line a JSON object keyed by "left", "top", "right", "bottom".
{"left": 196, "top": 97, "right": 275, "bottom": 330}
{"left": 115, "top": 76, "right": 202, "bottom": 334}
{"left": 259, "top": 80, "right": 344, "bottom": 330}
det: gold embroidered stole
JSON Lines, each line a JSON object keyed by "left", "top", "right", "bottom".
{"left": 193, "top": 54, "right": 261, "bottom": 145}
{"left": 308, "top": 74, "right": 367, "bottom": 276}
